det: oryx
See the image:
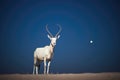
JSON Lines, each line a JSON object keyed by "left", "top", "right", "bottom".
{"left": 33, "top": 24, "right": 61, "bottom": 74}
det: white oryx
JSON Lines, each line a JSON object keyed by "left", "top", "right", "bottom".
{"left": 33, "top": 24, "right": 61, "bottom": 74}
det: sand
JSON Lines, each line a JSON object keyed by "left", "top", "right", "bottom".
{"left": 0, "top": 72, "right": 120, "bottom": 80}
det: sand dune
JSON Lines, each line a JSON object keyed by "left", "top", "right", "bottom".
{"left": 0, "top": 72, "right": 120, "bottom": 80}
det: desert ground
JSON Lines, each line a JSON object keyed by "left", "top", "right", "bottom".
{"left": 0, "top": 72, "right": 120, "bottom": 80}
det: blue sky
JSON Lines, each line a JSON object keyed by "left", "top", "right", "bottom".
{"left": 0, "top": 0, "right": 120, "bottom": 74}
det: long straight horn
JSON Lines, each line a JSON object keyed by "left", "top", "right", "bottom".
{"left": 46, "top": 24, "right": 53, "bottom": 37}
{"left": 55, "top": 24, "right": 62, "bottom": 37}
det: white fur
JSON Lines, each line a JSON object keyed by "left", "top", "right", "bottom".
{"left": 33, "top": 35, "right": 60, "bottom": 74}
{"left": 33, "top": 24, "right": 61, "bottom": 74}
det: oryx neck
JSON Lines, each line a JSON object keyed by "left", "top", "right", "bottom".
{"left": 50, "top": 43, "right": 54, "bottom": 48}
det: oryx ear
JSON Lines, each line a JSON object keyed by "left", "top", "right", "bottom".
{"left": 57, "top": 35, "right": 60, "bottom": 39}
{"left": 47, "top": 35, "right": 51, "bottom": 39}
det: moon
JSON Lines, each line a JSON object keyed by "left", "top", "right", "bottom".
{"left": 90, "top": 40, "right": 93, "bottom": 43}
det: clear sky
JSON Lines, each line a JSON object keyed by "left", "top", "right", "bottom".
{"left": 0, "top": 0, "right": 120, "bottom": 74}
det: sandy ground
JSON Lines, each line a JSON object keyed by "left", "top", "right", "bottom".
{"left": 0, "top": 72, "right": 120, "bottom": 80}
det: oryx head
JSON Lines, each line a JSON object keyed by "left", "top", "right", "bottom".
{"left": 46, "top": 24, "right": 62, "bottom": 47}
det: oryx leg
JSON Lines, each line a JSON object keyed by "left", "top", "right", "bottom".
{"left": 33, "top": 65, "right": 35, "bottom": 74}
{"left": 36, "top": 66, "right": 39, "bottom": 74}
{"left": 44, "top": 58, "right": 47, "bottom": 74}
{"left": 47, "top": 61, "right": 51, "bottom": 74}
{"left": 36, "top": 60, "right": 41, "bottom": 74}
{"left": 33, "top": 57, "right": 37, "bottom": 74}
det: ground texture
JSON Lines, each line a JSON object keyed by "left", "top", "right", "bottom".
{"left": 0, "top": 72, "right": 120, "bottom": 80}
